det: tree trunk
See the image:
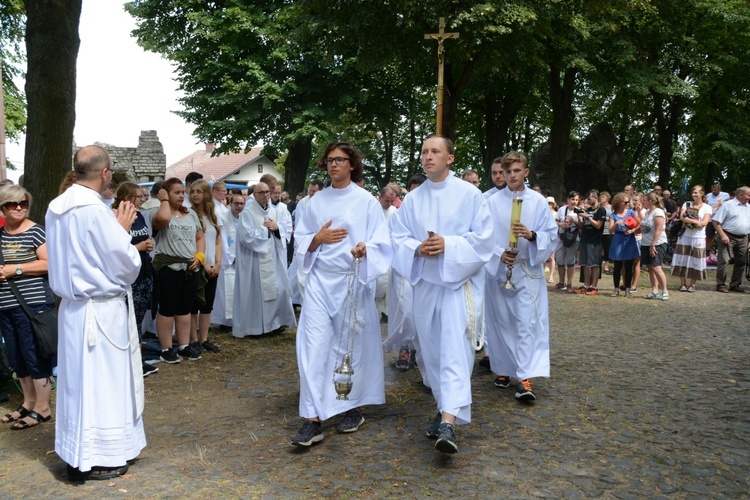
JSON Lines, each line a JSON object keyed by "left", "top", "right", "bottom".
{"left": 547, "top": 65, "right": 577, "bottom": 201}
{"left": 482, "top": 92, "right": 525, "bottom": 184}
{"left": 653, "top": 93, "right": 683, "bottom": 191}
{"left": 24, "top": 0, "right": 82, "bottom": 223}
{"left": 283, "top": 136, "right": 313, "bottom": 198}
{"left": 441, "top": 61, "right": 474, "bottom": 142}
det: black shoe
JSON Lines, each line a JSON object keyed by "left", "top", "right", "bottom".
{"left": 396, "top": 348, "right": 410, "bottom": 370}
{"left": 218, "top": 325, "right": 232, "bottom": 333}
{"left": 409, "top": 350, "right": 417, "bottom": 367}
{"left": 515, "top": 379, "right": 536, "bottom": 402}
{"left": 142, "top": 363, "right": 159, "bottom": 377}
{"left": 159, "top": 348, "right": 180, "bottom": 364}
{"left": 494, "top": 375, "right": 510, "bottom": 388}
{"left": 435, "top": 422, "right": 458, "bottom": 454}
{"left": 67, "top": 464, "right": 129, "bottom": 481}
{"left": 337, "top": 409, "right": 365, "bottom": 433}
{"left": 380, "top": 313, "right": 388, "bottom": 324}
{"left": 478, "top": 356, "right": 491, "bottom": 370}
{"left": 177, "top": 345, "right": 202, "bottom": 361}
{"left": 425, "top": 412, "right": 442, "bottom": 439}
{"left": 189, "top": 341, "right": 204, "bottom": 354}
{"left": 201, "top": 340, "right": 222, "bottom": 353}
{"left": 291, "top": 419, "right": 324, "bottom": 446}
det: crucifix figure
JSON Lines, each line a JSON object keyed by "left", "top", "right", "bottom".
{"left": 424, "top": 17, "right": 459, "bottom": 136}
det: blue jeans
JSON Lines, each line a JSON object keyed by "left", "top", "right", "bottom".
{"left": 0, "top": 303, "right": 55, "bottom": 379}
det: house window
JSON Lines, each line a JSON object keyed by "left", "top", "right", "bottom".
{"left": 257, "top": 164, "right": 263, "bottom": 173}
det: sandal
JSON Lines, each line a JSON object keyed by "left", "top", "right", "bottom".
{"left": 2, "top": 405, "right": 31, "bottom": 423}
{"left": 679, "top": 285, "right": 687, "bottom": 292}
{"left": 661, "top": 292, "right": 670, "bottom": 301}
{"left": 610, "top": 289, "right": 620, "bottom": 297}
{"left": 10, "top": 410, "right": 51, "bottom": 430}
{"left": 687, "top": 285, "right": 695, "bottom": 292}
{"left": 644, "top": 291, "right": 660, "bottom": 299}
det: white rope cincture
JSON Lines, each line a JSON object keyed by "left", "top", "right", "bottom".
{"left": 463, "top": 280, "right": 485, "bottom": 351}
{"left": 332, "top": 258, "right": 363, "bottom": 385}
{"left": 519, "top": 260, "right": 542, "bottom": 328}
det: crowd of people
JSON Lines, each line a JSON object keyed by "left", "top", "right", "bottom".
{"left": 1, "top": 141, "right": 748, "bottom": 480}
{"left": 546, "top": 183, "right": 750, "bottom": 299}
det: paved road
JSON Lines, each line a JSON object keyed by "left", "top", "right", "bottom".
{"left": 1, "top": 275, "right": 748, "bottom": 497}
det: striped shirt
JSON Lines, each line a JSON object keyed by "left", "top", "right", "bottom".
{"left": 0, "top": 225, "right": 52, "bottom": 310}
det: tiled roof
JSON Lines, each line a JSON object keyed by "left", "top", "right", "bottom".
{"left": 165, "top": 146, "right": 264, "bottom": 182}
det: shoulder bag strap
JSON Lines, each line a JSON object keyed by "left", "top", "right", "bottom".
{"left": 0, "top": 229, "right": 36, "bottom": 318}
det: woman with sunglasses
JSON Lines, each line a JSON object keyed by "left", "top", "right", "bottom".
{"left": 113, "top": 183, "right": 157, "bottom": 377}
{"left": 607, "top": 192, "right": 640, "bottom": 297}
{"left": 0, "top": 186, "right": 57, "bottom": 429}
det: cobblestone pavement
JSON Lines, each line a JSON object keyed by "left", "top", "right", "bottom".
{"left": 1, "top": 273, "right": 748, "bottom": 498}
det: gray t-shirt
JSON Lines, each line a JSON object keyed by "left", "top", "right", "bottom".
{"left": 152, "top": 210, "right": 202, "bottom": 271}
{"left": 640, "top": 208, "right": 667, "bottom": 247}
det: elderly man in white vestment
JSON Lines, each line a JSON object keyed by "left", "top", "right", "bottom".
{"left": 46, "top": 145, "right": 145, "bottom": 481}
{"left": 233, "top": 183, "right": 296, "bottom": 337}
{"left": 390, "top": 135, "right": 494, "bottom": 455}
{"left": 211, "top": 194, "right": 244, "bottom": 329}
{"left": 484, "top": 151, "right": 558, "bottom": 404}
{"left": 290, "top": 142, "right": 393, "bottom": 447}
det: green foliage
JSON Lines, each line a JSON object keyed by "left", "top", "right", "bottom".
{"left": 126, "top": 0, "right": 750, "bottom": 193}
{"left": 1, "top": 0, "right": 27, "bottom": 148}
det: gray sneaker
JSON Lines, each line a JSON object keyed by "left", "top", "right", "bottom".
{"left": 425, "top": 411, "right": 442, "bottom": 439}
{"left": 435, "top": 422, "right": 458, "bottom": 454}
{"left": 337, "top": 409, "right": 365, "bottom": 433}
{"left": 291, "top": 419, "right": 324, "bottom": 446}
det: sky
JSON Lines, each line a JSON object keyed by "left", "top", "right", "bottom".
{"left": 4, "top": 1, "right": 200, "bottom": 182}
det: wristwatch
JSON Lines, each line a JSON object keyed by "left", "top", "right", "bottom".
{"left": 15, "top": 264, "right": 22, "bottom": 276}
{"left": 528, "top": 231, "right": 537, "bottom": 242}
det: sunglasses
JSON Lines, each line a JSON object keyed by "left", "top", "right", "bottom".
{"left": 3, "top": 200, "right": 29, "bottom": 210}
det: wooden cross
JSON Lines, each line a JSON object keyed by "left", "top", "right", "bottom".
{"left": 424, "top": 18, "right": 459, "bottom": 135}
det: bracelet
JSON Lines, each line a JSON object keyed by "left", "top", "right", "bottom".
{"left": 194, "top": 252, "right": 206, "bottom": 264}
{"left": 160, "top": 199, "right": 169, "bottom": 203}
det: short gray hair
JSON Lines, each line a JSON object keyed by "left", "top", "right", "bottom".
{"left": 0, "top": 185, "right": 32, "bottom": 209}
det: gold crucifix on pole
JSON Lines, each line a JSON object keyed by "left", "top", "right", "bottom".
{"left": 424, "top": 17, "right": 459, "bottom": 136}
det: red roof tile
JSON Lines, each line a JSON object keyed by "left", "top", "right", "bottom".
{"left": 166, "top": 146, "right": 264, "bottom": 182}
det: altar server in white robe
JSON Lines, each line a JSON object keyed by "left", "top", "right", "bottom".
{"left": 271, "top": 183, "right": 293, "bottom": 246}
{"left": 233, "top": 183, "right": 296, "bottom": 337}
{"left": 482, "top": 157, "right": 506, "bottom": 200}
{"left": 211, "top": 193, "right": 244, "bottom": 328}
{"left": 484, "top": 151, "right": 558, "bottom": 403}
{"left": 46, "top": 145, "right": 145, "bottom": 481}
{"left": 290, "top": 142, "right": 393, "bottom": 447}
{"left": 288, "top": 180, "right": 324, "bottom": 305}
{"left": 390, "top": 135, "right": 494, "bottom": 455}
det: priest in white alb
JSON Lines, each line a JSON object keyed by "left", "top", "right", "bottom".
{"left": 46, "top": 145, "right": 145, "bottom": 481}
{"left": 290, "top": 141, "right": 393, "bottom": 447}
{"left": 390, "top": 135, "right": 494, "bottom": 455}
{"left": 211, "top": 193, "right": 244, "bottom": 329}
{"left": 484, "top": 151, "right": 558, "bottom": 403}
{"left": 233, "top": 182, "right": 296, "bottom": 337}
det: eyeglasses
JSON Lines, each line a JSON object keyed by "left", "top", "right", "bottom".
{"left": 137, "top": 194, "right": 149, "bottom": 199}
{"left": 255, "top": 190, "right": 270, "bottom": 195}
{"left": 323, "top": 157, "right": 350, "bottom": 166}
{"left": 3, "top": 200, "right": 29, "bottom": 210}
{"left": 232, "top": 202, "right": 245, "bottom": 206}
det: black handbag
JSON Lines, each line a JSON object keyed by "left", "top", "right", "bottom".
{"left": 0, "top": 231, "right": 58, "bottom": 359}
